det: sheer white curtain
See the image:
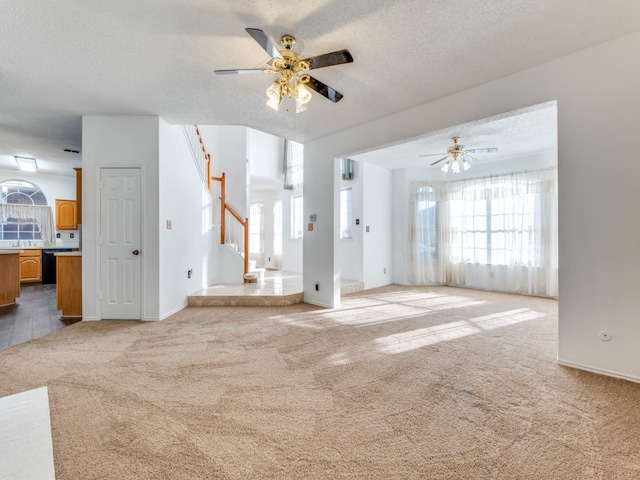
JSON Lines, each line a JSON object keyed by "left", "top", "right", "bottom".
{"left": 0, "top": 204, "right": 55, "bottom": 245}
{"left": 409, "top": 184, "right": 447, "bottom": 284}
{"left": 283, "top": 139, "right": 304, "bottom": 190}
{"left": 409, "top": 169, "right": 558, "bottom": 297}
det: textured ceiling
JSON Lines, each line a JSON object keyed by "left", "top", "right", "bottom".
{"left": 1, "top": 0, "right": 640, "bottom": 176}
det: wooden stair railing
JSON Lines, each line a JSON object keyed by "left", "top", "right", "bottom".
{"left": 191, "top": 126, "right": 250, "bottom": 280}
{"left": 211, "top": 173, "right": 250, "bottom": 280}
{"left": 193, "top": 126, "right": 213, "bottom": 193}
{"left": 183, "top": 125, "right": 213, "bottom": 192}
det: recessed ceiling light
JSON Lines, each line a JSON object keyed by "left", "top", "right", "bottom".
{"left": 15, "top": 156, "right": 38, "bottom": 172}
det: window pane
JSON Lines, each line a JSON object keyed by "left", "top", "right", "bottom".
{"left": 340, "top": 188, "right": 352, "bottom": 239}
{"left": 291, "top": 195, "right": 303, "bottom": 239}
{"left": 273, "top": 200, "right": 282, "bottom": 256}
{"left": 249, "top": 203, "right": 263, "bottom": 254}
{"left": 291, "top": 142, "right": 304, "bottom": 187}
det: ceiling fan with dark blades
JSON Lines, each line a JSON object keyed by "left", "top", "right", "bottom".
{"left": 214, "top": 28, "right": 353, "bottom": 111}
{"left": 419, "top": 136, "right": 498, "bottom": 173}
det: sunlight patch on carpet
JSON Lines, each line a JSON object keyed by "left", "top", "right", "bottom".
{"left": 375, "top": 308, "right": 545, "bottom": 354}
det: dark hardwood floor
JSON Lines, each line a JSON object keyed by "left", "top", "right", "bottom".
{"left": 0, "top": 284, "right": 79, "bottom": 351}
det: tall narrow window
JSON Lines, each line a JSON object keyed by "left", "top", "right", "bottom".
{"left": 249, "top": 202, "right": 264, "bottom": 265}
{"left": 290, "top": 195, "right": 303, "bottom": 239}
{"left": 273, "top": 200, "right": 282, "bottom": 268}
{"left": 415, "top": 185, "right": 438, "bottom": 259}
{"left": 340, "top": 188, "right": 353, "bottom": 239}
{"left": 283, "top": 140, "right": 304, "bottom": 190}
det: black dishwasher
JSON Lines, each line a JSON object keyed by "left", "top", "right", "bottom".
{"left": 41, "top": 248, "right": 73, "bottom": 284}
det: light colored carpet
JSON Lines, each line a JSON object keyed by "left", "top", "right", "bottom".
{"left": 1, "top": 285, "right": 639, "bottom": 479}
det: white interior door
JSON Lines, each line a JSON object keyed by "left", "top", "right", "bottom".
{"left": 100, "top": 168, "right": 142, "bottom": 319}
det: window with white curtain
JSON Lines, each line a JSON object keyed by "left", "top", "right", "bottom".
{"left": 273, "top": 200, "right": 282, "bottom": 268}
{"left": 249, "top": 202, "right": 264, "bottom": 265}
{"left": 414, "top": 185, "right": 438, "bottom": 259}
{"left": 0, "top": 179, "right": 52, "bottom": 243}
{"left": 290, "top": 195, "right": 303, "bottom": 239}
{"left": 410, "top": 168, "right": 558, "bottom": 297}
{"left": 340, "top": 188, "right": 353, "bottom": 239}
{"left": 283, "top": 140, "right": 304, "bottom": 190}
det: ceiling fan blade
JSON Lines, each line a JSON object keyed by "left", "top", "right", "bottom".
{"left": 214, "top": 68, "right": 267, "bottom": 75}
{"left": 305, "top": 76, "right": 344, "bottom": 102}
{"left": 429, "top": 156, "right": 448, "bottom": 166}
{"left": 464, "top": 154, "right": 479, "bottom": 163}
{"left": 419, "top": 152, "right": 447, "bottom": 157}
{"left": 245, "top": 28, "right": 284, "bottom": 59}
{"left": 303, "top": 49, "right": 354, "bottom": 69}
{"left": 466, "top": 147, "right": 498, "bottom": 154}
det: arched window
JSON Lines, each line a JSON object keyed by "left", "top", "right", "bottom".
{"left": 0, "top": 180, "right": 48, "bottom": 242}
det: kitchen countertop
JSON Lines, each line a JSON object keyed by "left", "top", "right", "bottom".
{"left": 54, "top": 251, "right": 82, "bottom": 256}
{"left": 0, "top": 250, "right": 22, "bottom": 255}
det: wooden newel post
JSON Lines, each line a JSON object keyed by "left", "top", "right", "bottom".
{"left": 220, "top": 173, "right": 226, "bottom": 244}
{"left": 207, "top": 154, "right": 212, "bottom": 193}
{"left": 244, "top": 217, "right": 249, "bottom": 275}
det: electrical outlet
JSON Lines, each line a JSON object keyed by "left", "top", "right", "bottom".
{"left": 187, "top": 269, "right": 193, "bottom": 279}
{"left": 315, "top": 282, "right": 319, "bottom": 291}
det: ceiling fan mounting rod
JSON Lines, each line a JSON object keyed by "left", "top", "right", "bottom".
{"left": 281, "top": 34, "right": 296, "bottom": 49}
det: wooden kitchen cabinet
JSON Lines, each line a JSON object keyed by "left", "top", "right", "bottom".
{"left": 74, "top": 167, "right": 82, "bottom": 223}
{"left": 56, "top": 254, "right": 82, "bottom": 318}
{"left": 0, "top": 252, "right": 20, "bottom": 307}
{"left": 19, "top": 249, "right": 42, "bottom": 283}
{"left": 56, "top": 199, "right": 77, "bottom": 230}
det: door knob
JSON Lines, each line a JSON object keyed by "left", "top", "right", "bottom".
{"left": 132, "top": 250, "right": 140, "bottom": 255}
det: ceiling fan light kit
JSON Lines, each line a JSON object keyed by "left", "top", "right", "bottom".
{"left": 215, "top": 28, "right": 353, "bottom": 113}
{"left": 420, "top": 136, "right": 498, "bottom": 174}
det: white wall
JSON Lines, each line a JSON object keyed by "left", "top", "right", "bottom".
{"left": 304, "top": 31, "right": 640, "bottom": 382}
{"left": 82, "top": 115, "right": 160, "bottom": 321}
{"left": 0, "top": 168, "right": 79, "bottom": 247}
{"left": 302, "top": 147, "right": 340, "bottom": 307}
{"left": 200, "top": 126, "right": 248, "bottom": 218}
{"left": 391, "top": 169, "right": 409, "bottom": 285}
{"left": 281, "top": 186, "right": 303, "bottom": 273}
{"left": 158, "top": 119, "right": 216, "bottom": 317}
{"left": 362, "top": 163, "right": 393, "bottom": 289}
{"left": 248, "top": 128, "right": 284, "bottom": 181}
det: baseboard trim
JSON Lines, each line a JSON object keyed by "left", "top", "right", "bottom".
{"left": 303, "top": 298, "right": 334, "bottom": 309}
{"left": 557, "top": 359, "right": 640, "bottom": 384}
{"left": 155, "top": 302, "right": 188, "bottom": 321}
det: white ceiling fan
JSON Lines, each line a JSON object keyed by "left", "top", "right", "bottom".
{"left": 420, "top": 136, "right": 498, "bottom": 173}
